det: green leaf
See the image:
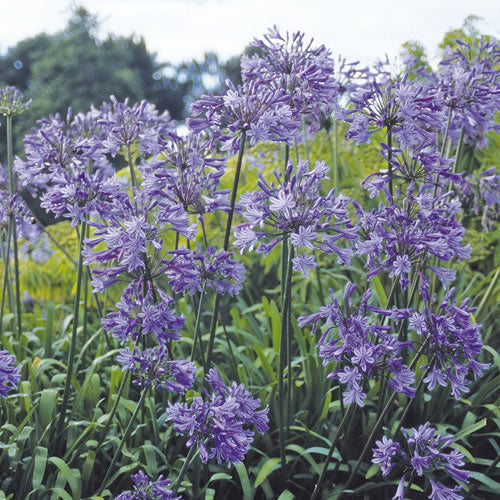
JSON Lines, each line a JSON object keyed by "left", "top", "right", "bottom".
{"left": 277, "top": 490, "right": 295, "bottom": 500}
{"left": 48, "top": 457, "right": 81, "bottom": 499}
{"left": 254, "top": 344, "right": 276, "bottom": 383}
{"left": 39, "top": 389, "right": 58, "bottom": 438}
{"left": 32, "top": 446, "right": 48, "bottom": 490}
{"left": 234, "top": 462, "right": 252, "bottom": 500}
{"left": 208, "top": 473, "right": 232, "bottom": 484}
{"left": 469, "top": 471, "right": 500, "bottom": 491}
{"left": 455, "top": 418, "right": 487, "bottom": 442}
{"left": 365, "top": 463, "right": 379, "bottom": 479}
{"left": 371, "top": 275, "right": 387, "bottom": 307}
{"left": 49, "top": 488, "right": 73, "bottom": 500}
{"left": 254, "top": 457, "right": 280, "bottom": 488}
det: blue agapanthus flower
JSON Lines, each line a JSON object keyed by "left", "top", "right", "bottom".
{"left": 166, "top": 368, "right": 269, "bottom": 467}
{"left": 0, "top": 350, "right": 21, "bottom": 398}
{"left": 234, "top": 159, "right": 357, "bottom": 276}
{"left": 373, "top": 422, "right": 469, "bottom": 499}
{"left": 114, "top": 470, "right": 180, "bottom": 500}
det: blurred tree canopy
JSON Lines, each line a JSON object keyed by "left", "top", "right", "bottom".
{"left": 0, "top": 6, "right": 241, "bottom": 162}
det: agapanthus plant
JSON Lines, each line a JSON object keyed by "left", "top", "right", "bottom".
{"left": 164, "top": 244, "right": 245, "bottom": 296}
{"left": 166, "top": 368, "right": 269, "bottom": 467}
{"left": 372, "top": 422, "right": 469, "bottom": 499}
{"left": 84, "top": 194, "right": 196, "bottom": 292}
{"left": 409, "top": 284, "right": 489, "bottom": 400}
{"left": 102, "top": 279, "right": 184, "bottom": 345}
{"left": 187, "top": 78, "right": 300, "bottom": 154}
{"left": 0, "top": 350, "right": 21, "bottom": 398}
{"left": 241, "top": 25, "right": 339, "bottom": 132}
{"left": 354, "top": 182, "right": 471, "bottom": 290}
{"left": 298, "top": 282, "right": 415, "bottom": 406}
{"left": 117, "top": 346, "right": 195, "bottom": 392}
{"left": 141, "top": 132, "right": 231, "bottom": 216}
{"left": 234, "top": 158, "right": 357, "bottom": 277}
{"left": 0, "top": 86, "right": 31, "bottom": 116}
{"left": 437, "top": 37, "right": 500, "bottom": 148}
{"left": 114, "top": 470, "right": 181, "bottom": 500}
{"left": 97, "top": 95, "right": 175, "bottom": 157}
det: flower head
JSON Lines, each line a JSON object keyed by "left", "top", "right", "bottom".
{"left": 114, "top": 470, "right": 181, "bottom": 500}
{"left": 117, "top": 346, "right": 195, "bottom": 392}
{"left": 234, "top": 159, "right": 357, "bottom": 276}
{"left": 166, "top": 368, "right": 269, "bottom": 467}
{"left": 0, "top": 86, "right": 31, "bottom": 115}
{"left": 164, "top": 244, "right": 245, "bottom": 296}
{"left": 0, "top": 350, "right": 21, "bottom": 398}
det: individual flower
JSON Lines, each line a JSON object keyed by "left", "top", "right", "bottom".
{"left": 187, "top": 79, "right": 300, "bottom": 155}
{"left": 372, "top": 423, "right": 469, "bottom": 499}
{"left": 102, "top": 279, "right": 184, "bottom": 345}
{"left": 117, "top": 346, "right": 195, "bottom": 392}
{"left": 0, "top": 86, "right": 31, "bottom": 115}
{"left": 114, "top": 470, "right": 181, "bottom": 500}
{"left": 241, "top": 25, "right": 339, "bottom": 132}
{"left": 234, "top": 159, "right": 357, "bottom": 276}
{"left": 166, "top": 368, "right": 269, "bottom": 467}
{"left": 0, "top": 350, "right": 21, "bottom": 398}
{"left": 298, "top": 283, "right": 416, "bottom": 407}
{"left": 141, "top": 132, "right": 230, "bottom": 216}
{"left": 164, "top": 244, "right": 245, "bottom": 296}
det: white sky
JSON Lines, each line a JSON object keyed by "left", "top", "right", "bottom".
{"left": 1, "top": 0, "right": 499, "bottom": 68}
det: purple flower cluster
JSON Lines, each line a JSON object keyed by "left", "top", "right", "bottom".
{"left": 166, "top": 368, "right": 269, "bottom": 467}
{"left": 188, "top": 79, "right": 300, "bottom": 154}
{"left": 354, "top": 184, "right": 470, "bottom": 290}
{"left": 372, "top": 422, "right": 469, "bottom": 499}
{"left": 241, "top": 25, "right": 339, "bottom": 132}
{"left": 16, "top": 109, "right": 124, "bottom": 225}
{"left": 409, "top": 285, "right": 489, "bottom": 400}
{"left": 97, "top": 95, "right": 175, "bottom": 157}
{"left": 117, "top": 346, "right": 195, "bottom": 392}
{"left": 102, "top": 279, "right": 184, "bottom": 345}
{"left": 84, "top": 196, "right": 196, "bottom": 292}
{"left": 298, "top": 283, "right": 415, "bottom": 406}
{"left": 234, "top": 159, "right": 357, "bottom": 277}
{"left": 141, "top": 133, "right": 230, "bottom": 216}
{"left": 437, "top": 37, "right": 500, "bottom": 148}
{"left": 164, "top": 244, "right": 245, "bottom": 296}
{"left": 114, "top": 470, "right": 180, "bottom": 500}
{"left": 0, "top": 350, "right": 21, "bottom": 398}
{"left": 343, "top": 74, "right": 442, "bottom": 150}
{"left": 461, "top": 166, "right": 500, "bottom": 231}
{"left": 0, "top": 86, "right": 31, "bottom": 116}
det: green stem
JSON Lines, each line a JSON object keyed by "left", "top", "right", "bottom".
{"left": 387, "top": 127, "right": 393, "bottom": 199}
{"left": 99, "top": 371, "right": 130, "bottom": 444}
{"left": 327, "top": 121, "right": 339, "bottom": 189}
{"left": 205, "top": 133, "right": 246, "bottom": 369}
{"left": 310, "top": 403, "right": 356, "bottom": 500}
{"left": 440, "top": 107, "right": 453, "bottom": 158}
{"left": 6, "top": 115, "right": 22, "bottom": 344}
{"left": 279, "top": 240, "right": 294, "bottom": 479}
{"left": 219, "top": 316, "right": 239, "bottom": 382}
{"left": 173, "top": 444, "right": 197, "bottom": 494}
{"left": 55, "top": 219, "right": 87, "bottom": 450}
{"left": 96, "top": 388, "right": 148, "bottom": 496}
{"left": 302, "top": 117, "right": 310, "bottom": 163}
{"left": 339, "top": 337, "right": 431, "bottom": 495}
{"left": 126, "top": 144, "right": 138, "bottom": 192}
{"left": 191, "top": 287, "right": 206, "bottom": 372}
{"left": 200, "top": 216, "right": 208, "bottom": 250}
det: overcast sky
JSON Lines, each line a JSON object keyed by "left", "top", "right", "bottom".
{"left": 1, "top": 0, "right": 499, "bottom": 68}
